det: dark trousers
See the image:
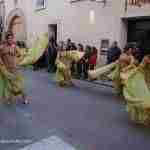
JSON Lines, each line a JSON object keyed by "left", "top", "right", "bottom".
{"left": 89, "top": 64, "right": 95, "bottom": 70}
{"left": 47, "top": 52, "right": 57, "bottom": 72}
{"left": 33, "top": 53, "right": 47, "bottom": 70}
{"left": 71, "top": 62, "right": 76, "bottom": 75}
{"left": 83, "top": 62, "right": 89, "bottom": 79}
{"left": 77, "top": 62, "right": 82, "bottom": 77}
{"left": 77, "top": 62, "right": 93, "bottom": 79}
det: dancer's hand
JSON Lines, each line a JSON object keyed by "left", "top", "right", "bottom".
{"left": 7, "top": 73, "right": 16, "bottom": 80}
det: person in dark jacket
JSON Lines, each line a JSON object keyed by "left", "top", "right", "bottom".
{"left": 47, "top": 37, "right": 57, "bottom": 72}
{"left": 82, "top": 45, "right": 92, "bottom": 79}
{"left": 70, "top": 42, "right": 78, "bottom": 75}
{"left": 70, "top": 42, "right": 77, "bottom": 50}
{"left": 107, "top": 41, "right": 121, "bottom": 64}
{"left": 66, "top": 38, "right": 72, "bottom": 51}
{"left": 76, "top": 44, "right": 84, "bottom": 78}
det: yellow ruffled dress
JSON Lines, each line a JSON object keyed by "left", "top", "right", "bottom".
{"left": 123, "top": 58, "right": 150, "bottom": 125}
{"left": 55, "top": 51, "right": 84, "bottom": 86}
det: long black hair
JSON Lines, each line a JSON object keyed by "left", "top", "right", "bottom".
{"left": 5, "top": 31, "right": 14, "bottom": 40}
{"left": 49, "top": 36, "right": 57, "bottom": 47}
{"left": 123, "top": 43, "right": 134, "bottom": 53}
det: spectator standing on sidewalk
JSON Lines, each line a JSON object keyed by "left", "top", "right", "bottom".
{"left": 82, "top": 45, "right": 92, "bottom": 79}
{"left": 107, "top": 41, "right": 121, "bottom": 64}
{"left": 66, "top": 38, "right": 72, "bottom": 51}
{"left": 47, "top": 37, "right": 57, "bottom": 72}
{"left": 88, "top": 47, "right": 98, "bottom": 70}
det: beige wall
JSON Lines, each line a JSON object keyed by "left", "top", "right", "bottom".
{"left": 3, "top": 0, "right": 124, "bottom": 48}
{"left": 4, "top": 0, "right": 150, "bottom": 51}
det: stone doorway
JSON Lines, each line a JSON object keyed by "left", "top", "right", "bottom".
{"left": 128, "top": 18, "right": 150, "bottom": 51}
{"left": 9, "top": 16, "right": 24, "bottom": 41}
{"left": 6, "top": 8, "right": 27, "bottom": 42}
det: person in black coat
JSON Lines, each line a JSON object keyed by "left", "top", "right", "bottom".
{"left": 66, "top": 38, "right": 72, "bottom": 51}
{"left": 107, "top": 41, "right": 121, "bottom": 64}
{"left": 81, "top": 45, "right": 92, "bottom": 79}
{"left": 47, "top": 37, "right": 57, "bottom": 72}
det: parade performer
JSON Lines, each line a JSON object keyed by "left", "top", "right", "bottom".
{"left": 123, "top": 54, "right": 150, "bottom": 126}
{"left": 16, "top": 46, "right": 28, "bottom": 65}
{"left": 108, "top": 45, "right": 137, "bottom": 95}
{"left": 19, "top": 33, "right": 48, "bottom": 66}
{"left": 88, "top": 44, "right": 137, "bottom": 95}
{"left": 0, "top": 32, "right": 28, "bottom": 104}
{"left": 89, "top": 45, "right": 150, "bottom": 126}
{"left": 55, "top": 50, "right": 84, "bottom": 86}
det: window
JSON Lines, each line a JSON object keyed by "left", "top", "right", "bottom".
{"left": 101, "top": 39, "right": 109, "bottom": 50}
{"left": 14, "top": 0, "right": 18, "bottom": 7}
{"left": 100, "top": 39, "right": 109, "bottom": 55}
{"left": 89, "top": 10, "right": 95, "bottom": 24}
{"left": 35, "top": 0, "right": 46, "bottom": 10}
{"left": 128, "top": 0, "right": 150, "bottom": 6}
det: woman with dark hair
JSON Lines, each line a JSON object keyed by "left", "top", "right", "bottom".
{"left": 70, "top": 43, "right": 77, "bottom": 50}
{"left": 123, "top": 53, "right": 150, "bottom": 126}
{"left": 66, "top": 38, "right": 72, "bottom": 51}
{"left": 0, "top": 31, "right": 29, "bottom": 104}
{"left": 89, "top": 44, "right": 136, "bottom": 94}
{"left": 88, "top": 47, "right": 98, "bottom": 70}
{"left": 55, "top": 48, "right": 84, "bottom": 86}
{"left": 78, "top": 43, "right": 84, "bottom": 52}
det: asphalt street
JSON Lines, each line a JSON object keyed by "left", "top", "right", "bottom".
{"left": 0, "top": 69, "right": 150, "bottom": 150}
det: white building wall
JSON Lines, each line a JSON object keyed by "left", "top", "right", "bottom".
{"left": 5, "top": 0, "right": 150, "bottom": 48}
{"left": 5, "top": 0, "right": 150, "bottom": 50}
{"left": 4, "top": 0, "right": 127, "bottom": 49}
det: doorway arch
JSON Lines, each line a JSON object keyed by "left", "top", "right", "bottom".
{"left": 6, "top": 8, "right": 27, "bottom": 42}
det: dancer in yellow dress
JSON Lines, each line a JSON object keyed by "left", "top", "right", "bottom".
{"left": 123, "top": 54, "right": 150, "bottom": 126}
{"left": 108, "top": 44, "right": 137, "bottom": 95}
{"left": 0, "top": 32, "right": 29, "bottom": 104}
{"left": 89, "top": 44, "right": 150, "bottom": 126}
{"left": 89, "top": 44, "right": 137, "bottom": 95}
{"left": 55, "top": 49, "right": 84, "bottom": 86}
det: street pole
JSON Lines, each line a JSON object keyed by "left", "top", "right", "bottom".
{"left": 125, "top": 0, "right": 128, "bottom": 12}
{"left": 0, "top": 0, "right": 5, "bottom": 40}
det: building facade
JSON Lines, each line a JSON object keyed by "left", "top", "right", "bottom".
{"left": 1, "top": 0, "right": 150, "bottom": 50}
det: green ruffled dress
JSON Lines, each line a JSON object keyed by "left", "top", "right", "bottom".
{"left": 55, "top": 51, "right": 84, "bottom": 86}
{"left": 123, "top": 62, "right": 150, "bottom": 125}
